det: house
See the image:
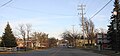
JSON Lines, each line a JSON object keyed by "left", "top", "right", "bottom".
{"left": 16, "top": 38, "right": 24, "bottom": 48}
{"left": 76, "top": 38, "right": 88, "bottom": 47}
{"left": 30, "top": 33, "right": 49, "bottom": 49}
{"left": 95, "top": 33, "right": 108, "bottom": 49}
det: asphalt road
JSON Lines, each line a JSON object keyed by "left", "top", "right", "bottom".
{"left": 0, "top": 47, "right": 107, "bottom": 56}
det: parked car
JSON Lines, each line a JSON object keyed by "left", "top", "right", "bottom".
{"left": 6, "top": 48, "right": 12, "bottom": 51}
{"left": 67, "top": 44, "right": 74, "bottom": 48}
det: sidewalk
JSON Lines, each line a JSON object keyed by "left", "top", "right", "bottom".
{"left": 0, "top": 48, "right": 45, "bottom": 54}
{"left": 0, "top": 51, "right": 28, "bottom": 54}
{"left": 80, "top": 47, "right": 120, "bottom": 56}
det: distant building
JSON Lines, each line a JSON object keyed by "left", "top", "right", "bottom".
{"left": 76, "top": 38, "right": 96, "bottom": 47}
{"left": 16, "top": 35, "right": 49, "bottom": 49}
{"left": 95, "top": 33, "right": 108, "bottom": 49}
{"left": 31, "top": 34, "right": 49, "bottom": 49}
{"left": 76, "top": 38, "right": 88, "bottom": 47}
{"left": 58, "top": 39, "right": 67, "bottom": 47}
{"left": 16, "top": 38, "right": 24, "bottom": 48}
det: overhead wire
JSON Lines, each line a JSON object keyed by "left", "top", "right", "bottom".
{"left": 7, "top": 6, "right": 71, "bottom": 16}
{"left": 0, "top": 0, "right": 113, "bottom": 20}
{"left": 89, "top": 0, "right": 112, "bottom": 20}
{"left": 0, "top": 0, "right": 75, "bottom": 19}
{"left": 1, "top": 0, "right": 69, "bottom": 17}
{"left": 0, "top": 0, "right": 12, "bottom": 8}
{"left": 86, "top": 0, "right": 100, "bottom": 18}
{"left": 0, "top": 0, "right": 13, "bottom": 20}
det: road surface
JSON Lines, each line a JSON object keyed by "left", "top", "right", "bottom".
{"left": 0, "top": 47, "right": 107, "bottom": 56}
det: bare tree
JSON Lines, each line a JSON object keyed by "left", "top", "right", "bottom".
{"left": 99, "top": 28, "right": 107, "bottom": 33}
{"left": 17, "top": 24, "right": 32, "bottom": 50}
{"left": 48, "top": 37, "right": 58, "bottom": 47}
{"left": 61, "top": 30, "right": 80, "bottom": 47}
{"left": 84, "top": 19, "right": 90, "bottom": 45}
{"left": 94, "top": 29, "right": 99, "bottom": 33}
{"left": 31, "top": 32, "right": 48, "bottom": 48}
{"left": 26, "top": 24, "right": 32, "bottom": 48}
{"left": 89, "top": 19, "right": 95, "bottom": 45}
{"left": 84, "top": 19, "right": 95, "bottom": 46}
{"left": 31, "top": 32, "right": 37, "bottom": 49}
{"left": 18, "top": 24, "right": 26, "bottom": 51}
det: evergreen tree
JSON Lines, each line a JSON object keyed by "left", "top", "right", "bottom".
{"left": 0, "top": 23, "right": 17, "bottom": 47}
{"left": 107, "top": 0, "right": 120, "bottom": 51}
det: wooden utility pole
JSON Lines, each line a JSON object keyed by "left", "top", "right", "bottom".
{"left": 72, "top": 25, "right": 76, "bottom": 47}
{"left": 78, "top": 4, "right": 86, "bottom": 47}
{"left": 72, "top": 25, "right": 75, "bottom": 34}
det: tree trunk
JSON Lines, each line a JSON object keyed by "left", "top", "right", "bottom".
{"left": 87, "top": 37, "right": 90, "bottom": 47}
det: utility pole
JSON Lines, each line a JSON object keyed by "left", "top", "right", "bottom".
{"left": 72, "top": 25, "right": 75, "bottom": 47}
{"left": 72, "top": 25, "right": 75, "bottom": 34}
{"left": 78, "top": 4, "right": 86, "bottom": 47}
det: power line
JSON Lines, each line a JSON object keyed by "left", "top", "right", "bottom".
{"left": 7, "top": 6, "right": 71, "bottom": 16}
{"left": 0, "top": 0, "right": 12, "bottom": 8}
{"left": 89, "top": 0, "right": 112, "bottom": 20}
{"left": 0, "top": 0, "right": 12, "bottom": 19}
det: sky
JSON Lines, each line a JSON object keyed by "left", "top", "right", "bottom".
{"left": 0, "top": 0, "right": 114, "bottom": 39}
